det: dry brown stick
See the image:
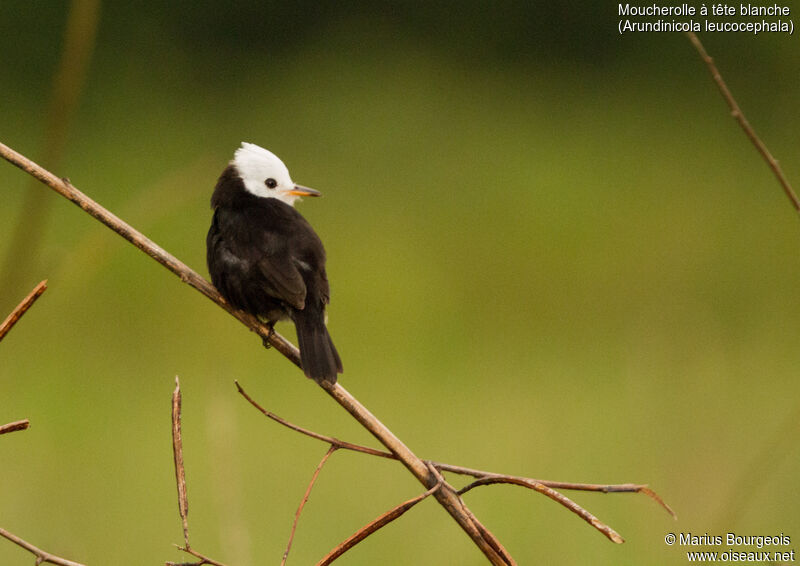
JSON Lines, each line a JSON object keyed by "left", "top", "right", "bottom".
{"left": 0, "top": 419, "right": 30, "bottom": 435}
{"left": 172, "top": 377, "right": 190, "bottom": 547}
{"left": 236, "top": 381, "right": 674, "bottom": 522}
{"left": 686, "top": 32, "right": 800, "bottom": 213}
{"left": 316, "top": 481, "right": 443, "bottom": 566}
{"left": 425, "top": 463, "right": 517, "bottom": 565}
{"left": 0, "top": 141, "right": 510, "bottom": 565}
{"left": 282, "top": 446, "right": 337, "bottom": 566}
{"left": 443, "top": 465, "right": 675, "bottom": 518}
{"left": 168, "top": 378, "right": 228, "bottom": 566}
{"left": 459, "top": 476, "right": 626, "bottom": 544}
{"left": 167, "top": 545, "right": 229, "bottom": 566}
{"left": 461, "top": 505, "right": 514, "bottom": 561}
{"left": 235, "top": 381, "right": 394, "bottom": 460}
{"left": 0, "top": 280, "right": 47, "bottom": 342}
{"left": 0, "top": 526, "right": 86, "bottom": 566}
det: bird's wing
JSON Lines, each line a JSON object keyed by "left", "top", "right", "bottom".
{"left": 209, "top": 206, "right": 308, "bottom": 312}
{"left": 254, "top": 242, "right": 307, "bottom": 311}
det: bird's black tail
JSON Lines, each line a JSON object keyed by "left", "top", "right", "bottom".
{"left": 293, "top": 309, "right": 342, "bottom": 384}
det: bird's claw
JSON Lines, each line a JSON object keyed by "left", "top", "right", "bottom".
{"left": 262, "top": 323, "right": 276, "bottom": 349}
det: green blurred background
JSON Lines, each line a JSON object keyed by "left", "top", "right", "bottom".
{"left": 1, "top": 3, "right": 799, "bottom": 565}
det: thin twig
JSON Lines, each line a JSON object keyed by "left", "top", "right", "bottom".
{"left": 316, "top": 482, "right": 443, "bottom": 566}
{"left": 459, "top": 476, "right": 625, "bottom": 544}
{"left": 237, "top": 380, "right": 675, "bottom": 526}
{"left": 172, "top": 376, "right": 190, "bottom": 547}
{"left": 235, "top": 381, "right": 394, "bottom": 460}
{"left": 686, "top": 31, "right": 800, "bottom": 213}
{"left": 447, "top": 465, "right": 675, "bottom": 519}
{"left": 167, "top": 545, "right": 229, "bottom": 566}
{"left": 0, "top": 279, "right": 47, "bottom": 342}
{"left": 0, "top": 526, "right": 86, "bottom": 566}
{"left": 0, "top": 419, "right": 30, "bottom": 435}
{"left": 168, "top": 379, "right": 228, "bottom": 566}
{"left": 282, "top": 445, "right": 337, "bottom": 565}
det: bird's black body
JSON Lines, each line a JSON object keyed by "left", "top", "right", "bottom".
{"left": 207, "top": 164, "right": 342, "bottom": 383}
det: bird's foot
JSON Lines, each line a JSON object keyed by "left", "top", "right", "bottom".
{"left": 261, "top": 322, "right": 276, "bottom": 349}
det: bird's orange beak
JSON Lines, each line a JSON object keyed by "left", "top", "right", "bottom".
{"left": 286, "top": 184, "right": 322, "bottom": 197}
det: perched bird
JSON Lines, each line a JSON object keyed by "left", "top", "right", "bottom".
{"left": 207, "top": 142, "right": 342, "bottom": 383}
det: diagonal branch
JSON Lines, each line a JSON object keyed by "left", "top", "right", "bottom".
{"left": 282, "top": 446, "right": 337, "bottom": 566}
{"left": 425, "top": 463, "right": 516, "bottom": 563}
{"left": 317, "top": 480, "right": 443, "bottom": 566}
{"left": 458, "top": 477, "right": 625, "bottom": 544}
{"left": 0, "top": 139, "right": 511, "bottom": 565}
{"left": 0, "top": 279, "right": 47, "bottom": 342}
{"left": 0, "top": 527, "right": 86, "bottom": 566}
{"left": 447, "top": 467, "right": 675, "bottom": 519}
{"left": 166, "top": 545, "right": 229, "bottom": 566}
{"left": 235, "top": 381, "right": 394, "bottom": 460}
{"left": 0, "top": 419, "right": 30, "bottom": 435}
{"left": 686, "top": 32, "right": 800, "bottom": 214}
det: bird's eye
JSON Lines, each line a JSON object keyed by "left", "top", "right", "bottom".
{"left": 265, "top": 178, "right": 278, "bottom": 189}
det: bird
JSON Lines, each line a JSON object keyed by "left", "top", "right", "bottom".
{"left": 206, "top": 142, "right": 343, "bottom": 383}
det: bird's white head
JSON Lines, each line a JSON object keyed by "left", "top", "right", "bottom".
{"left": 233, "top": 142, "right": 320, "bottom": 206}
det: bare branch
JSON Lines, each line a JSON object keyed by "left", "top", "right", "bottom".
{"left": 235, "top": 381, "right": 394, "bottom": 460}
{"left": 167, "top": 545, "right": 229, "bottom": 566}
{"left": 460, "top": 505, "right": 515, "bottom": 562}
{"left": 0, "top": 419, "right": 30, "bottom": 435}
{"left": 447, "top": 465, "right": 675, "bottom": 519}
{"left": 168, "top": 379, "right": 228, "bottom": 566}
{"left": 237, "top": 382, "right": 681, "bottom": 552}
{"left": 458, "top": 476, "right": 625, "bottom": 544}
{"left": 316, "top": 482, "right": 443, "bottom": 566}
{"left": 0, "top": 141, "right": 512, "bottom": 564}
{"left": 172, "top": 377, "right": 190, "bottom": 547}
{"left": 282, "top": 446, "right": 337, "bottom": 566}
{"left": 0, "top": 280, "right": 47, "bottom": 342}
{"left": 425, "top": 462, "right": 517, "bottom": 565}
{"left": 0, "top": 527, "right": 86, "bottom": 566}
{"left": 686, "top": 32, "right": 800, "bottom": 214}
